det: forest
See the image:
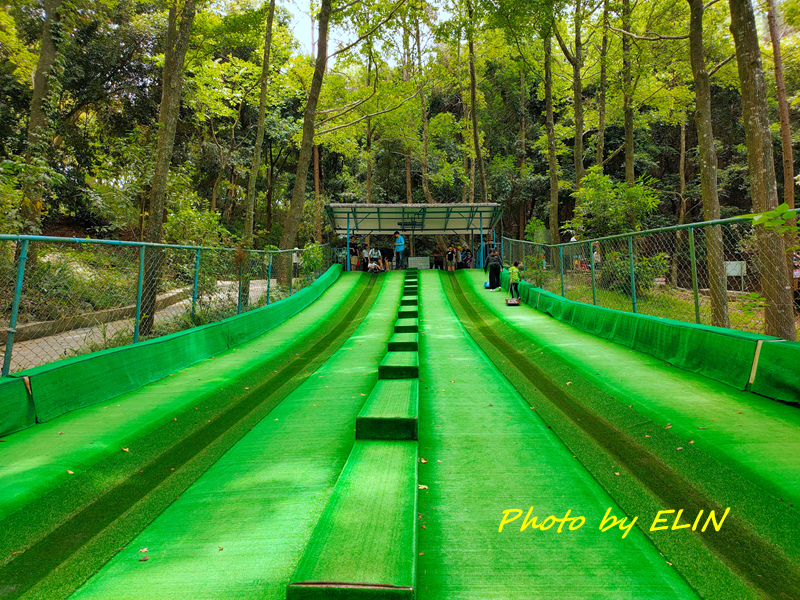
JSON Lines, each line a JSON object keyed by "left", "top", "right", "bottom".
{"left": 2, "top": 0, "right": 800, "bottom": 337}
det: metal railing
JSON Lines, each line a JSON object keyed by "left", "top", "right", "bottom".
{"left": 502, "top": 211, "right": 800, "bottom": 339}
{"left": 0, "top": 236, "right": 331, "bottom": 375}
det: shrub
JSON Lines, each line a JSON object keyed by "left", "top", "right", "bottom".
{"left": 599, "top": 251, "right": 669, "bottom": 296}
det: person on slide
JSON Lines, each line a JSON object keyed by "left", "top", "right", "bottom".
{"left": 509, "top": 261, "right": 521, "bottom": 299}
{"left": 485, "top": 251, "right": 503, "bottom": 291}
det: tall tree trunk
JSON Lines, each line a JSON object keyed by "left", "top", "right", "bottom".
{"left": 622, "top": 0, "right": 634, "bottom": 184}
{"left": 140, "top": 0, "right": 197, "bottom": 335}
{"left": 366, "top": 117, "right": 373, "bottom": 202}
{"left": 596, "top": 0, "right": 608, "bottom": 168}
{"left": 403, "top": 21, "right": 413, "bottom": 204}
{"left": 730, "top": 0, "right": 796, "bottom": 340}
{"left": 278, "top": 0, "right": 330, "bottom": 284}
{"left": 688, "top": 0, "right": 728, "bottom": 327}
{"left": 245, "top": 0, "right": 276, "bottom": 248}
{"left": 545, "top": 32, "right": 560, "bottom": 245}
{"left": 518, "top": 68, "right": 527, "bottom": 240}
{"left": 415, "top": 13, "right": 434, "bottom": 204}
{"left": 405, "top": 154, "right": 413, "bottom": 203}
{"left": 767, "top": 0, "right": 794, "bottom": 213}
{"left": 467, "top": 0, "right": 487, "bottom": 203}
{"left": 314, "top": 144, "right": 322, "bottom": 242}
{"left": 573, "top": 0, "right": 584, "bottom": 188}
{"left": 671, "top": 114, "right": 687, "bottom": 288}
{"left": 21, "top": 0, "right": 64, "bottom": 234}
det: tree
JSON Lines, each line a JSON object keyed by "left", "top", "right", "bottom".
{"left": 729, "top": 0, "right": 796, "bottom": 341}
{"left": 141, "top": 0, "right": 197, "bottom": 336}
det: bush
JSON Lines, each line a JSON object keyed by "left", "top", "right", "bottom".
{"left": 599, "top": 251, "right": 669, "bottom": 296}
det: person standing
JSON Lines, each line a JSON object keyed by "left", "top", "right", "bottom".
{"left": 349, "top": 238, "right": 359, "bottom": 272}
{"left": 369, "top": 244, "right": 383, "bottom": 271}
{"left": 509, "top": 261, "right": 521, "bottom": 299}
{"left": 433, "top": 247, "right": 444, "bottom": 270}
{"left": 445, "top": 244, "right": 456, "bottom": 272}
{"left": 394, "top": 231, "right": 405, "bottom": 270}
{"left": 485, "top": 251, "right": 503, "bottom": 290}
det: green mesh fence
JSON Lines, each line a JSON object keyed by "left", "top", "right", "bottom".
{"left": 0, "top": 237, "right": 332, "bottom": 376}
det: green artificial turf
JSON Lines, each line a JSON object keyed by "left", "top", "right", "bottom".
{"left": 288, "top": 440, "right": 418, "bottom": 599}
{"left": 387, "top": 333, "right": 418, "bottom": 352}
{"left": 415, "top": 270, "right": 698, "bottom": 599}
{"left": 0, "top": 273, "right": 381, "bottom": 599}
{"left": 446, "top": 269, "right": 800, "bottom": 600}
{"left": 0, "top": 272, "right": 363, "bottom": 523}
{"left": 460, "top": 269, "right": 800, "bottom": 507}
{"left": 65, "top": 272, "right": 404, "bottom": 600}
{"left": 356, "top": 380, "right": 419, "bottom": 441}
{"left": 378, "top": 352, "right": 419, "bottom": 379}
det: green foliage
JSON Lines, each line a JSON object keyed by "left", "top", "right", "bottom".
{"left": 743, "top": 203, "right": 800, "bottom": 252}
{"left": 569, "top": 167, "right": 661, "bottom": 239}
{"left": 524, "top": 217, "right": 546, "bottom": 242}
{"left": 300, "top": 243, "right": 323, "bottom": 277}
{"left": 599, "top": 250, "right": 669, "bottom": 296}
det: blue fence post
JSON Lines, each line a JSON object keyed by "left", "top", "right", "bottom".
{"left": 589, "top": 242, "right": 597, "bottom": 305}
{"left": 2, "top": 239, "right": 30, "bottom": 377}
{"left": 559, "top": 246, "right": 565, "bottom": 297}
{"left": 628, "top": 236, "right": 638, "bottom": 313}
{"left": 688, "top": 227, "right": 701, "bottom": 323}
{"left": 267, "top": 254, "right": 272, "bottom": 305}
{"left": 134, "top": 244, "right": 145, "bottom": 344}
{"left": 479, "top": 213, "right": 484, "bottom": 269}
{"left": 191, "top": 249, "right": 201, "bottom": 323}
{"left": 346, "top": 214, "right": 351, "bottom": 272}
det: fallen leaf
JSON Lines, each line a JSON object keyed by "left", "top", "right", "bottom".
{"left": 418, "top": 484, "right": 428, "bottom": 490}
{"left": 219, "top": 547, "right": 224, "bottom": 552}
{"left": 139, "top": 556, "right": 149, "bottom": 562}
{"left": 59, "top": 432, "right": 63, "bottom": 435}
{"left": 614, "top": 472, "right": 620, "bottom": 476}
{"left": 173, "top": 417, "right": 177, "bottom": 421}
{"left": 689, "top": 440, "right": 694, "bottom": 445}
{"left": 420, "top": 458, "right": 428, "bottom": 463}
{"left": 698, "top": 426, "right": 707, "bottom": 429}
{"left": 67, "top": 470, "right": 74, "bottom": 475}
{"left": 139, "top": 548, "right": 148, "bottom": 553}
{"left": 645, "top": 435, "right": 650, "bottom": 438}
{"left": 676, "top": 447, "right": 684, "bottom": 451}
{"left": 665, "top": 424, "right": 672, "bottom": 430}
{"left": 437, "top": 460, "right": 442, "bottom": 463}
{"left": 422, "top": 525, "right": 427, "bottom": 529}
{"left": 419, "top": 552, "right": 425, "bottom": 556}
{"left": 122, "top": 447, "right": 129, "bottom": 452}
{"left": 566, "top": 381, "right": 573, "bottom": 386}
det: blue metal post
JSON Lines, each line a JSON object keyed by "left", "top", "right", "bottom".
{"left": 479, "top": 214, "right": 484, "bottom": 269}
{"left": 589, "top": 242, "right": 597, "bottom": 305}
{"left": 628, "top": 236, "right": 638, "bottom": 313}
{"left": 688, "top": 228, "right": 700, "bottom": 323}
{"left": 191, "top": 249, "right": 201, "bottom": 322}
{"left": 559, "top": 246, "right": 565, "bottom": 297}
{"left": 133, "top": 245, "right": 145, "bottom": 343}
{"left": 346, "top": 214, "right": 351, "bottom": 272}
{"left": 267, "top": 254, "right": 272, "bottom": 305}
{"left": 2, "top": 239, "right": 29, "bottom": 377}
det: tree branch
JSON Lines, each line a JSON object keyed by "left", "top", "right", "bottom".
{"left": 554, "top": 26, "right": 575, "bottom": 66}
{"left": 331, "top": 0, "right": 363, "bottom": 14}
{"left": 609, "top": 25, "right": 689, "bottom": 41}
{"left": 328, "top": 0, "right": 407, "bottom": 59}
{"left": 708, "top": 53, "right": 735, "bottom": 77}
{"left": 316, "top": 90, "right": 418, "bottom": 136}
{"left": 601, "top": 143, "right": 625, "bottom": 166}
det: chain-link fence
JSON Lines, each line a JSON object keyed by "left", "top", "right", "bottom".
{"left": 0, "top": 237, "right": 332, "bottom": 375}
{"left": 503, "top": 212, "right": 800, "bottom": 340}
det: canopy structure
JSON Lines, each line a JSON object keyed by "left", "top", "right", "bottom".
{"left": 325, "top": 203, "right": 503, "bottom": 236}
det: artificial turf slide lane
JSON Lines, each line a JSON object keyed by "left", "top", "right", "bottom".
{"left": 288, "top": 268, "right": 421, "bottom": 598}
{"left": 456, "top": 269, "right": 800, "bottom": 504}
{"left": 65, "top": 272, "right": 403, "bottom": 600}
{"left": 416, "top": 270, "right": 696, "bottom": 599}
{"left": 446, "top": 269, "right": 800, "bottom": 599}
{"left": 0, "top": 271, "right": 364, "bottom": 523}
{"left": 0, "top": 272, "right": 378, "bottom": 599}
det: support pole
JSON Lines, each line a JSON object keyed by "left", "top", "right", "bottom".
{"left": 628, "top": 236, "right": 638, "bottom": 313}
{"left": 471, "top": 231, "right": 474, "bottom": 268}
{"left": 559, "top": 246, "right": 565, "bottom": 297}
{"left": 479, "top": 213, "right": 484, "bottom": 269}
{"left": 267, "top": 254, "right": 272, "bottom": 305}
{"left": 191, "top": 249, "right": 201, "bottom": 322}
{"left": 237, "top": 260, "right": 244, "bottom": 315}
{"left": 589, "top": 242, "right": 597, "bottom": 305}
{"left": 346, "top": 214, "right": 351, "bottom": 272}
{"left": 134, "top": 244, "right": 145, "bottom": 344}
{"left": 689, "top": 227, "right": 701, "bottom": 323}
{"left": 2, "top": 239, "right": 29, "bottom": 377}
